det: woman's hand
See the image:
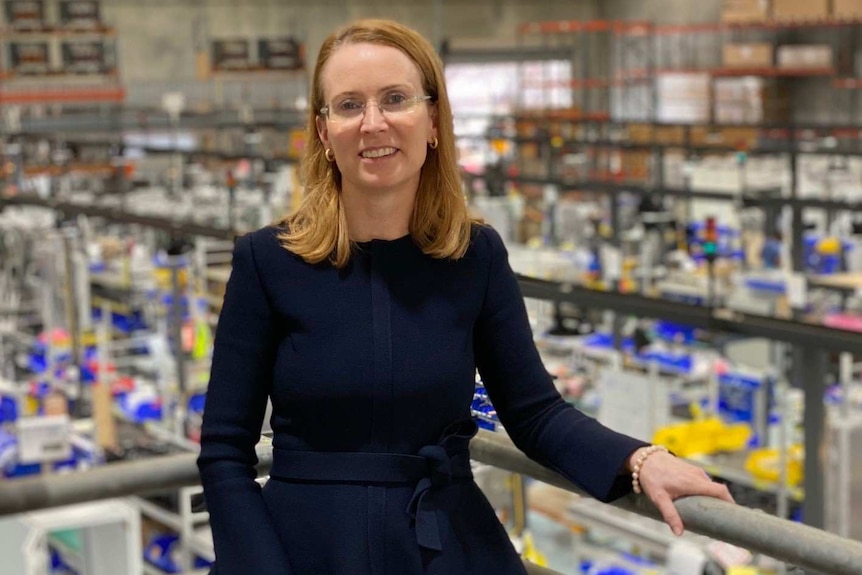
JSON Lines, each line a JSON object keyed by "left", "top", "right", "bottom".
{"left": 628, "top": 447, "right": 735, "bottom": 536}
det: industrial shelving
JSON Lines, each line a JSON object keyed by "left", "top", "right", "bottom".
{"left": 462, "top": 9, "right": 862, "bottom": 278}
{"left": 0, "top": 21, "right": 123, "bottom": 107}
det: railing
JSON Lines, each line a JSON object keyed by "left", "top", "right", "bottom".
{"left": 472, "top": 430, "right": 862, "bottom": 575}
{"left": 1, "top": 429, "right": 862, "bottom": 575}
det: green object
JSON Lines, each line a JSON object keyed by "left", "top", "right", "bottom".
{"left": 50, "top": 529, "right": 82, "bottom": 552}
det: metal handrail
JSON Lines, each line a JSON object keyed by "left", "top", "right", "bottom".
{"left": 471, "top": 429, "right": 862, "bottom": 575}
{"left": 1, "top": 429, "right": 861, "bottom": 575}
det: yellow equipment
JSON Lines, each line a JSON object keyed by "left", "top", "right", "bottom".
{"left": 744, "top": 445, "right": 804, "bottom": 487}
{"left": 520, "top": 530, "right": 548, "bottom": 567}
{"left": 652, "top": 416, "right": 752, "bottom": 458}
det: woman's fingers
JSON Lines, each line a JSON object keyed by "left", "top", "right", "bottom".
{"left": 650, "top": 488, "right": 685, "bottom": 536}
{"left": 639, "top": 454, "right": 737, "bottom": 535}
{"left": 705, "top": 481, "right": 735, "bottom": 504}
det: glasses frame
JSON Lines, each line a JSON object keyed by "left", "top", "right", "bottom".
{"left": 320, "top": 94, "right": 433, "bottom": 122}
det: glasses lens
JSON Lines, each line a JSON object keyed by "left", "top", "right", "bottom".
{"left": 327, "top": 95, "right": 428, "bottom": 122}
{"left": 329, "top": 99, "right": 364, "bottom": 122}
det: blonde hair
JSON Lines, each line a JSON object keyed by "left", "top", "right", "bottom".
{"left": 276, "top": 18, "right": 478, "bottom": 267}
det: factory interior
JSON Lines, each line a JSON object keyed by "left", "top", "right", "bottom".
{"left": 1, "top": 1, "right": 862, "bottom": 574}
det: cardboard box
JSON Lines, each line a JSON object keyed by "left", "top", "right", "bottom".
{"left": 723, "top": 43, "right": 774, "bottom": 68}
{"left": 655, "top": 126, "right": 687, "bottom": 145}
{"left": 776, "top": 44, "right": 833, "bottom": 68}
{"left": 713, "top": 77, "right": 789, "bottom": 124}
{"left": 690, "top": 126, "right": 760, "bottom": 149}
{"left": 721, "top": 0, "right": 770, "bottom": 23}
{"left": 657, "top": 73, "right": 711, "bottom": 124}
{"left": 627, "top": 124, "right": 654, "bottom": 144}
{"left": 833, "top": 0, "right": 862, "bottom": 18}
{"left": 617, "top": 150, "right": 651, "bottom": 180}
{"left": 625, "top": 125, "right": 690, "bottom": 146}
{"left": 772, "top": 0, "right": 828, "bottom": 21}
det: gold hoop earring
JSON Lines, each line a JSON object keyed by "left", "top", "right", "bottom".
{"left": 325, "top": 148, "right": 335, "bottom": 162}
{"left": 428, "top": 137, "right": 438, "bottom": 150}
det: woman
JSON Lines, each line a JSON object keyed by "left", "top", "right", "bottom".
{"left": 197, "top": 18, "right": 733, "bottom": 575}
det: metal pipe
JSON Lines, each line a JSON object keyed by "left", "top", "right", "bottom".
{"left": 2, "top": 431, "right": 862, "bottom": 574}
{"left": 797, "top": 346, "right": 826, "bottom": 529}
{"left": 469, "top": 431, "right": 862, "bottom": 575}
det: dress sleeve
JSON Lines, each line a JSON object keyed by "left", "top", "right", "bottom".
{"left": 197, "top": 232, "right": 292, "bottom": 574}
{"left": 473, "top": 227, "right": 648, "bottom": 502}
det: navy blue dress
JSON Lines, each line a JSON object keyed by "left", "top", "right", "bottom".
{"left": 197, "top": 224, "right": 647, "bottom": 575}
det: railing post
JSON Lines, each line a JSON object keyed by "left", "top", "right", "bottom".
{"left": 795, "top": 345, "right": 827, "bottom": 529}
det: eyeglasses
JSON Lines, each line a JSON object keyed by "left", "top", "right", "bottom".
{"left": 320, "top": 94, "right": 432, "bottom": 123}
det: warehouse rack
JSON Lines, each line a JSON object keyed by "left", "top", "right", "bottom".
{"left": 0, "top": 22, "right": 123, "bottom": 107}
{"left": 514, "top": 13, "right": 862, "bottom": 121}
{"left": 454, "top": 13, "right": 862, "bottom": 287}
{"left": 0, "top": 193, "right": 236, "bottom": 240}
{"left": 511, "top": 20, "right": 656, "bottom": 121}
{"left": 459, "top": 115, "right": 862, "bottom": 272}
{"left": 2, "top": 106, "right": 305, "bottom": 135}
{"left": 0, "top": 4, "right": 311, "bottom": 113}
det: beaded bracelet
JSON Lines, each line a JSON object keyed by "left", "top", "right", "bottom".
{"left": 632, "top": 444, "right": 669, "bottom": 494}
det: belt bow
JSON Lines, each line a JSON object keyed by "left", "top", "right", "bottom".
{"left": 406, "top": 419, "right": 477, "bottom": 552}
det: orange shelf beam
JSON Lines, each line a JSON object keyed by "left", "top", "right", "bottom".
{"left": 0, "top": 87, "right": 126, "bottom": 104}
{"left": 517, "top": 19, "right": 651, "bottom": 35}
{"left": 23, "top": 162, "right": 116, "bottom": 176}
{"left": 612, "top": 21, "right": 653, "bottom": 35}
{"left": 520, "top": 18, "right": 862, "bottom": 37}
{"left": 619, "top": 67, "right": 835, "bottom": 78}
{"left": 0, "top": 25, "right": 115, "bottom": 37}
{"left": 515, "top": 110, "right": 611, "bottom": 122}
{"left": 655, "top": 23, "right": 723, "bottom": 34}
{"left": 521, "top": 77, "right": 651, "bottom": 90}
{"left": 655, "top": 18, "right": 862, "bottom": 33}
{"left": 710, "top": 67, "right": 835, "bottom": 77}
{"left": 834, "top": 77, "right": 862, "bottom": 89}
{"left": 520, "top": 67, "right": 840, "bottom": 89}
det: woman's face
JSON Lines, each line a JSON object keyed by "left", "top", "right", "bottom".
{"left": 316, "top": 42, "right": 437, "bottom": 199}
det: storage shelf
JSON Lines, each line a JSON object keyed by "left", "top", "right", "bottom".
{"left": 459, "top": 133, "right": 862, "bottom": 157}
{"left": 494, "top": 114, "right": 862, "bottom": 134}
{"left": 710, "top": 66, "right": 836, "bottom": 77}
{"left": 0, "top": 25, "right": 115, "bottom": 38}
{"left": 662, "top": 17, "right": 862, "bottom": 31}
{"left": 0, "top": 87, "right": 125, "bottom": 104}
{"left": 0, "top": 194, "right": 237, "bottom": 240}
{"left": 834, "top": 77, "right": 862, "bottom": 89}
{"left": 59, "top": 137, "right": 300, "bottom": 164}
{"left": 616, "top": 66, "right": 837, "bottom": 78}
{"left": 211, "top": 67, "right": 305, "bottom": 76}
{"left": 517, "top": 274, "right": 862, "bottom": 353}
{"left": 475, "top": 171, "right": 862, "bottom": 210}
{"left": 519, "top": 17, "right": 862, "bottom": 36}
{"left": 518, "top": 19, "right": 653, "bottom": 35}
{"left": 2, "top": 70, "right": 119, "bottom": 80}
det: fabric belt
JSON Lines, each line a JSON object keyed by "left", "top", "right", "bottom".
{"left": 269, "top": 418, "right": 477, "bottom": 552}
